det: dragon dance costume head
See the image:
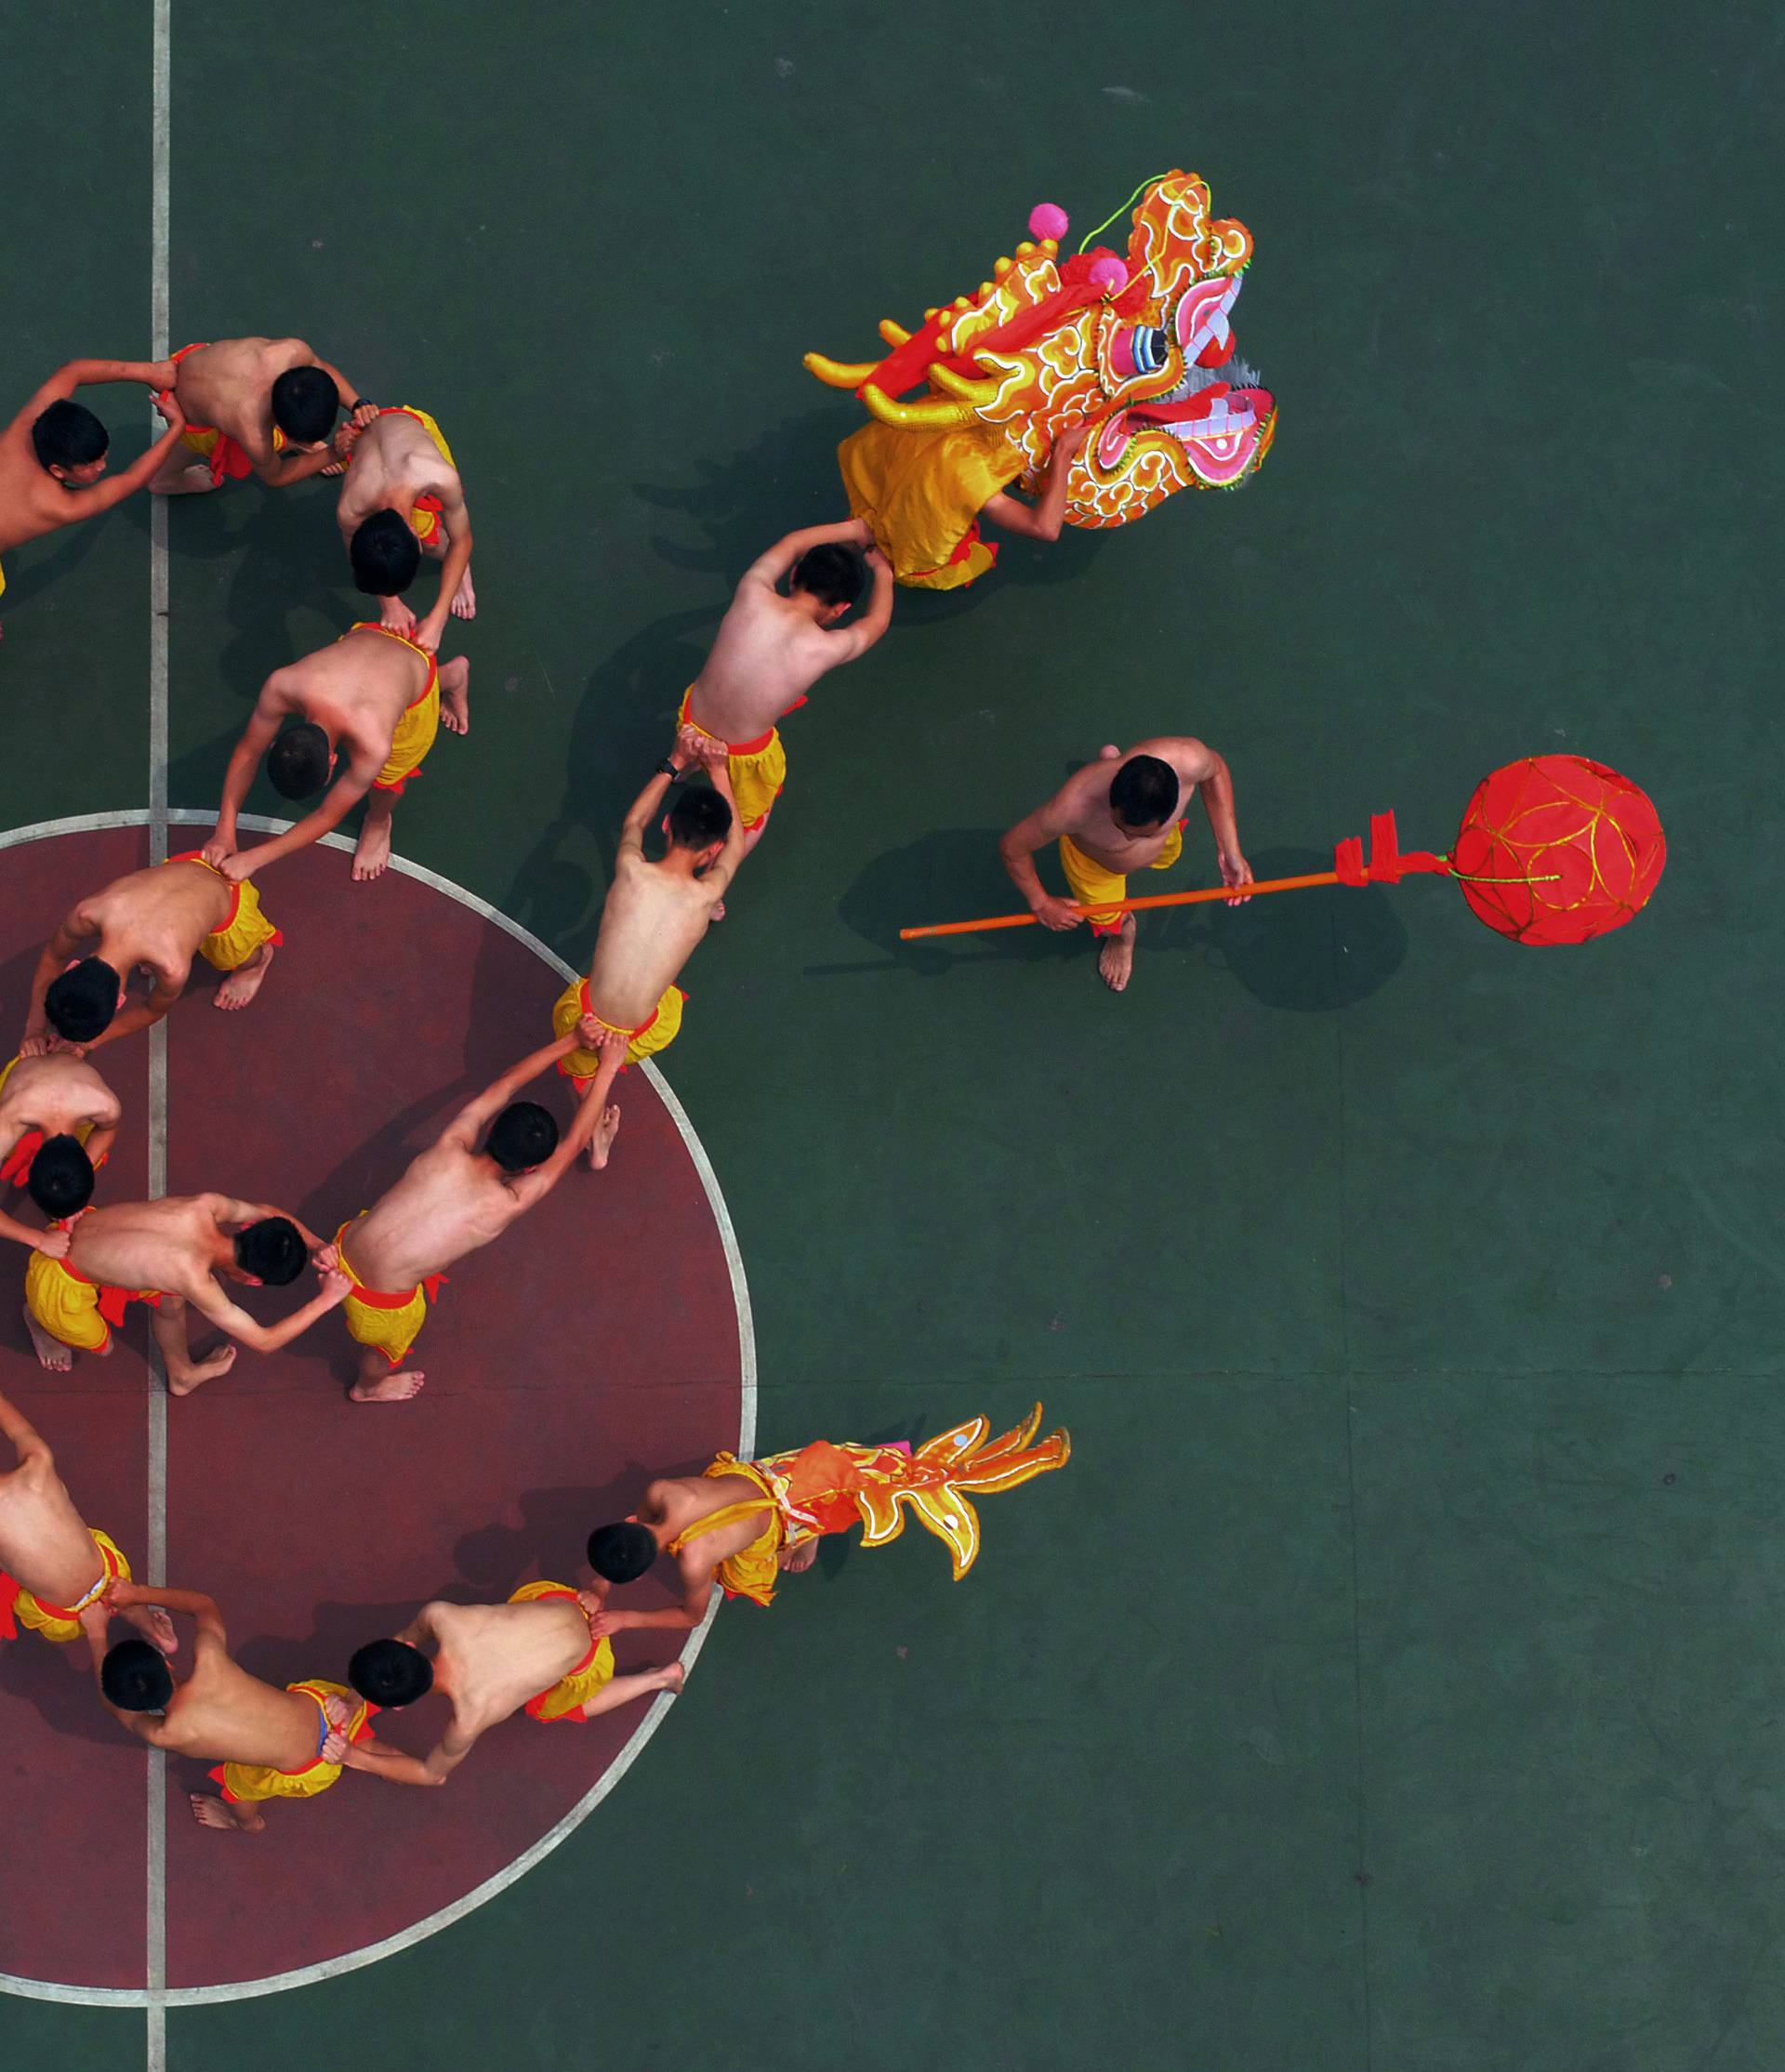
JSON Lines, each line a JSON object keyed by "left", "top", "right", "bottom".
{"left": 805, "top": 170, "right": 1276, "bottom": 588}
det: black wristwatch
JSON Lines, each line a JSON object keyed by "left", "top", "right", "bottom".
{"left": 350, "top": 396, "right": 373, "bottom": 412}
{"left": 656, "top": 758, "right": 684, "bottom": 780}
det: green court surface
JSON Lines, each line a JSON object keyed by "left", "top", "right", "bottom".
{"left": 2, "top": 5, "right": 1781, "bottom": 2067}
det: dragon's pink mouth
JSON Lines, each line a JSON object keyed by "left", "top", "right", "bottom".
{"left": 1173, "top": 272, "right": 1244, "bottom": 363}
{"left": 1095, "top": 383, "right": 1275, "bottom": 487}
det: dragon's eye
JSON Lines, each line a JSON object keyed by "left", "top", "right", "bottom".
{"left": 1111, "top": 325, "right": 1170, "bottom": 380}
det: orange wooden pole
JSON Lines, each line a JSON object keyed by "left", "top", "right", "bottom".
{"left": 899, "top": 871, "right": 1344, "bottom": 940}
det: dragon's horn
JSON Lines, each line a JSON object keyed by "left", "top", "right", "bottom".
{"left": 928, "top": 363, "right": 1000, "bottom": 405}
{"left": 878, "top": 318, "right": 912, "bottom": 347}
{"left": 803, "top": 351, "right": 883, "bottom": 389}
{"left": 859, "top": 385, "right": 978, "bottom": 431}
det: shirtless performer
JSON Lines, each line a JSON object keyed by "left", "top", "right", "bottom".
{"left": 333, "top": 403, "right": 474, "bottom": 648}
{"left": 331, "top": 1023, "right": 622, "bottom": 1404}
{"left": 20, "top": 1191, "right": 350, "bottom": 1394}
{"left": 581, "top": 1405, "right": 1072, "bottom": 1628}
{"left": 0, "top": 1385, "right": 174, "bottom": 1669}
{"left": 998, "top": 738, "right": 1255, "bottom": 993}
{"left": 99, "top": 1581, "right": 409, "bottom": 1835}
{"left": 549, "top": 739, "right": 745, "bottom": 1151}
{"left": 338, "top": 1585, "right": 686, "bottom": 1784}
{"left": 22, "top": 849, "right": 284, "bottom": 1056}
{"left": 201, "top": 621, "right": 470, "bottom": 885}
{"left": 0, "top": 357, "right": 188, "bottom": 637}
{"left": 674, "top": 520, "right": 892, "bottom": 858}
{"left": 0, "top": 1046, "right": 120, "bottom": 1253}
{"left": 150, "top": 337, "right": 375, "bottom": 495}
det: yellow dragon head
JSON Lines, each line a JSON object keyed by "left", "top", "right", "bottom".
{"left": 806, "top": 170, "right": 1276, "bottom": 551}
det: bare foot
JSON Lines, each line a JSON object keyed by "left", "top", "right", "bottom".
{"left": 352, "top": 816, "right": 393, "bottom": 881}
{"left": 214, "top": 946, "right": 272, "bottom": 1010}
{"left": 350, "top": 1367, "right": 425, "bottom": 1404}
{"left": 190, "top": 1793, "right": 262, "bottom": 1834}
{"left": 587, "top": 1104, "right": 621, "bottom": 1171}
{"left": 708, "top": 899, "right": 726, "bottom": 922}
{"left": 1097, "top": 920, "right": 1136, "bottom": 994}
{"left": 151, "top": 461, "right": 217, "bottom": 496}
{"left": 125, "top": 1604, "right": 178, "bottom": 1655}
{"left": 451, "top": 564, "right": 477, "bottom": 619}
{"left": 656, "top": 1661, "right": 686, "bottom": 1696}
{"left": 439, "top": 655, "right": 470, "bottom": 734}
{"left": 167, "top": 1344, "right": 237, "bottom": 1396}
{"left": 1098, "top": 743, "right": 1121, "bottom": 759}
{"left": 780, "top": 1538, "right": 819, "bottom": 1574}
{"left": 24, "top": 1307, "right": 72, "bottom": 1372}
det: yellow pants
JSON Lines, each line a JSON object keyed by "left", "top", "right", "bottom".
{"left": 336, "top": 1218, "right": 432, "bottom": 1366}
{"left": 1057, "top": 824, "right": 1184, "bottom": 935}
{"left": 5, "top": 1527, "right": 130, "bottom": 1643}
{"left": 24, "top": 1247, "right": 149, "bottom": 1353}
{"left": 163, "top": 855, "right": 281, "bottom": 972}
{"left": 377, "top": 678, "right": 441, "bottom": 793}
{"left": 510, "top": 1581, "right": 615, "bottom": 1722}
{"left": 552, "top": 976, "right": 684, "bottom": 1088}
{"left": 214, "top": 1679, "right": 372, "bottom": 1803}
{"left": 676, "top": 689, "right": 787, "bottom": 832}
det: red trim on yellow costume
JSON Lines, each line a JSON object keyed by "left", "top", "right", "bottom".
{"left": 520, "top": 1586, "right": 603, "bottom": 1722}
{"left": 208, "top": 1694, "right": 380, "bottom": 1801}
{"left": 165, "top": 852, "right": 285, "bottom": 949}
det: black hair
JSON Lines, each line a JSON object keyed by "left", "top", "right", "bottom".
{"left": 44, "top": 958, "right": 121, "bottom": 1043}
{"left": 232, "top": 1216, "right": 306, "bottom": 1286}
{"left": 790, "top": 541, "right": 866, "bottom": 610}
{"left": 267, "top": 719, "right": 333, "bottom": 800}
{"left": 1108, "top": 753, "right": 1181, "bottom": 829}
{"left": 349, "top": 510, "right": 421, "bottom": 597}
{"left": 348, "top": 1637, "right": 434, "bottom": 1709}
{"left": 486, "top": 1101, "right": 559, "bottom": 1173}
{"left": 101, "top": 1637, "right": 174, "bottom": 1711}
{"left": 32, "top": 400, "right": 110, "bottom": 473}
{"left": 27, "top": 1134, "right": 94, "bottom": 1219}
{"left": 587, "top": 1522, "right": 657, "bottom": 1583}
{"left": 270, "top": 364, "right": 338, "bottom": 443}
{"left": 667, "top": 786, "right": 733, "bottom": 851}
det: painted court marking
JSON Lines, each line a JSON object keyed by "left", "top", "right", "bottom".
{"left": 0, "top": 817, "right": 756, "bottom": 2020}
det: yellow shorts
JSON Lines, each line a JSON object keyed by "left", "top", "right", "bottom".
{"left": 509, "top": 1580, "right": 615, "bottom": 1722}
{"left": 6, "top": 1527, "right": 130, "bottom": 1643}
{"left": 676, "top": 689, "right": 787, "bottom": 833}
{"left": 162, "top": 855, "right": 282, "bottom": 973}
{"left": 552, "top": 975, "right": 685, "bottom": 1088}
{"left": 336, "top": 1218, "right": 434, "bottom": 1366}
{"left": 0, "top": 557, "right": 7, "bottom": 599}
{"left": 1057, "top": 824, "right": 1184, "bottom": 935}
{"left": 23, "top": 1248, "right": 151, "bottom": 1353}
{"left": 377, "top": 678, "right": 441, "bottom": 793}
{"left": 214, "top": 1680, "right": 372, "bottom": 1803}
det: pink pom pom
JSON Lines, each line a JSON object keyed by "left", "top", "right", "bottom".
{"left": 1028, "top": 203, "right": 1069, "bottom": 242}
{"left": 1088, "top": 256, "right": 1130, "bottom": 293}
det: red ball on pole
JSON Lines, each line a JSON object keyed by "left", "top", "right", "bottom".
{"left": 1450, "top": 755, "right": 1666, "bottom": 946}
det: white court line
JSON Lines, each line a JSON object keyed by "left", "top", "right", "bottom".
{"left": 0, "top": 810, "right": 756, "bottom": 2011}
{"left": 146, "top": 7, "right": 171, "bottom": 2065}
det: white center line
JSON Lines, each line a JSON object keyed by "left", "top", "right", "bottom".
{"left": 146, "top": 4, "right": 172, "bottom": 2068}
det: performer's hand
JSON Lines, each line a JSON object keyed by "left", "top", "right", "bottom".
{"left": 18, "top": 1032, "right": 50, "bottom": 1059}
{"left": 410, "top": 614, "right": 444, "bottom": 657}
{"left": 1219, "top": 848, "right": 1254, "bottom": 907}
{"left": 320, "top": 1729, "right": 350, "bottom": 1765}
{"left": 199, "top": 830, "right": 236, "bottom": 869}
{"left": 146, "top": 359, "right": 178, "bottom": 392}
{"left": 694, "top": 734, "right": 729, "bottom": 773}
{"left": 575, "top": 1587, "right": 609, "bottom": 1619}
{"left": 673, "top": 724, "right": 706, "bottom": 768}
{"left": 318, "top": 1268, "right": 353, "bottom": 1308}
{"left": 1030, "top": 893, "right": 1083, "bottom": 932}
{"left": 102, "top": 1578, "right": 142, "bottom": 1610}
{"left": 583, "top": 1607, "right": 633, "bottom": 1639}
{"left": 312, "top": 1244, "right": 340, "bottom": 1274}
{"left": 864, "top": 545, "right": 891, "bottom": 576}
{"left": 32, "top": 1228, "right": 71, "bottom": 1260}
{"left": 334, "top": 420, "right": 365, "bottom": 463}
{"left": 349, "top": 402, "right": 379, "bottom": 431}
{"left": 45, "top": 1033, "right": 86, "bottom": 1060}
{"left": 595, "top": 1026, "right": 631, "bottom": 1062}
{"left": 153, "top": 391, "right": 185, "bottom": 430}
{"left": 378, "top": 598, "right": 419, "bottom": 640}
{"left": 1053, "top": 418, "right": 1091, "bottom": 458}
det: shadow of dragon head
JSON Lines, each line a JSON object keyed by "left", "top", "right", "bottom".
{"left": 804, "top": 170, "right": 1276, "bottom": 531}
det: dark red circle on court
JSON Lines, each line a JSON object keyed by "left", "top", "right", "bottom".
{"left": 0, "top": 825, "right": 747, "bottom": 1995}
